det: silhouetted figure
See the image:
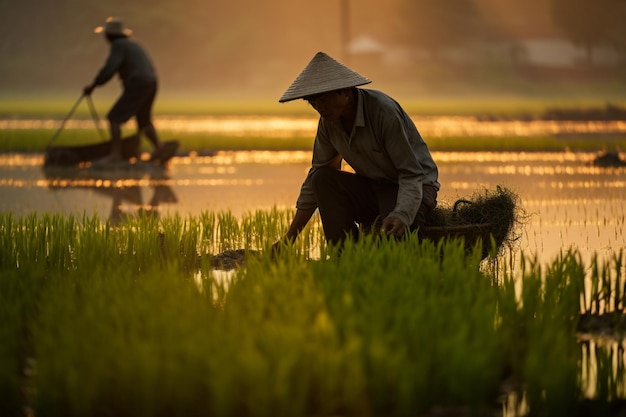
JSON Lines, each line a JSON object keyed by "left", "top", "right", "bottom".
{"left": 83, "top": 17, "right": 162, "bottom": 164}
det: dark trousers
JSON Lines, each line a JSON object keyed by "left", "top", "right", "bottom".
{"left": 108, "top": 80, "right": 158, "bottom": 130}
{"left": 310, "top": 167, "right": 437, "bottom": 245}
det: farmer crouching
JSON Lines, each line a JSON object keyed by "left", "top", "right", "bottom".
{"left": 273, "top": 52, "right": 440, "bottom": 250}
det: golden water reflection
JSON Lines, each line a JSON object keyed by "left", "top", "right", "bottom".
{"left": 2, "top": 149, "right": 623, "bottom": 166}
{"left": 4, "top": 116, "right": 626, "bottom": 137}
{"left": 0, "top": 150, "right": 624, "bottom": 267}
{"left": 579, "top": 339, "right": 626, "bottom": 401}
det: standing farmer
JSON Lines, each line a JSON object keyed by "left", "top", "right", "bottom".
{"left": 83, "top": 17, "right": 162, "bottom": 164}
{"left": 273, "top": 52, "right": 440, "bottom": 249}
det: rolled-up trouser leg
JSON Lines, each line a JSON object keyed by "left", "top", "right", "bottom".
{"left": 310, "top": 167, "right": 384, "bottom": 245}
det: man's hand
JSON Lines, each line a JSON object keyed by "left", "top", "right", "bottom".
{"left": 271, "top": 239, "right": 283, "bottom": 256}
{"left": 381, "top": 215, "right": 407, "bottom": 239}
{"left": 271, "top": 236, "right": 294, "bottom": 259}
{"left": 83, "top": 84, "right": 95, "bottom": 96}
{"left": 270, "top": 207, "right": 315, "bottom": 258}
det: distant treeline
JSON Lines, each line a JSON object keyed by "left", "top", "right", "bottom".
{"left": 1, "top": 0, "right": 626, "bottom": 96}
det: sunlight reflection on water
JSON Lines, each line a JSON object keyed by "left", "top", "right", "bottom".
{"left": 3, "top": 116, "right": 626, "bottom": 137}
{"left": 0, "top": 150, "right": 624, "bottom": 268}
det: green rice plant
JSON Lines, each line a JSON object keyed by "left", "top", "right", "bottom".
{"left": 0, "top": 128, "right": 108, "bottom": 152}
{"left": 517, "top": 251, "right": 586, "bottom": 416}
{"left": 33, "top": 264, "right": 222, "bottom": 417}
{"left": 4, "top": 95, "right": 626, "bottom": 119}
{"left": 210, "top": 260, "right": 366, "bottom": 417}
{"left": 0, "top": 212, "right": 82, "bottom": 416}
{"left": 2, "top": 210, "right": 626, "bottom": 416}
{"left": 492, "top": 251, "right": 527, "bottom": 381}
{"left": 175, "top": 133, "right": 315, "bottom": 153}
{"left": 302, "top": 235, "right": 505, "bottom": 414}
{"left": 0, "top": 269, "right": 26, "bottom": 417}
{"left": 582, "top": 251, "right": 626, "bottom": 315}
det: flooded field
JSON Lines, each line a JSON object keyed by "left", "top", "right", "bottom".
{"left": 1, "top": 149, "right": 624, "bottom": 266}
{"left": 4, "top": 115, "right": 626, "bottom": 138}
{"left": 2, "top": 117, "right": 626, "bottom": 416}
{"left": 1, "top": 114, "right": 625, "bottom": 267}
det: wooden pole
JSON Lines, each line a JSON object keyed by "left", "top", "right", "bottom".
{"left": 340, "top": 0, "right": 350, "bottom": 64}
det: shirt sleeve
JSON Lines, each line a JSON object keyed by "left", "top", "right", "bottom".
{"left": 93, "top": 42, "right": 124, "bottom": 86}
{"left": 295, "top": 121, "right": 342, "bottom": 210}
{"left": 380, "top": 111, "right": 425, "bottom": 226}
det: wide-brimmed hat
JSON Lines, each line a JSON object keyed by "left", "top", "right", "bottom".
{"left": 94, "top": 17, "right": 133, "bottom": 36}
{"left": 279, "top": 52, "right": 371, "bottom": 103}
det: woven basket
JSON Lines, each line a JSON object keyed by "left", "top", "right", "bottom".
{"left": 420, "top": 222, "right": 496, "bottom": 258}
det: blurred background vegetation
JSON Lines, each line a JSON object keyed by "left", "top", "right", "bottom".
{"left": 1, "top": 0, "right": 626, "bottom": 102}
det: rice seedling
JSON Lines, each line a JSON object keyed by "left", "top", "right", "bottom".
{"left": 1, "top": 209, "right": 626, "bottom": 416}
{"left": 0, "top": 128, "right": 108, "bottom": 153}
{"left": 0, "top": 269, "right": 26, "bottom": 417}
{"left": 578, "top": 251, "right": 626, "bottom": 338}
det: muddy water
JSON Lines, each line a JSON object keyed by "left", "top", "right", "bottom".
{"left": 0, "top": 150, "right": 624, "bottom": 266}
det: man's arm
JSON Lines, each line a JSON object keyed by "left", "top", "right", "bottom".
{"left": 84, "top": 41, "right": 124, "bottom": 95}
{"left": 273, "top": 125, "right": 338, "bottom": 250}
{"left": 271, "top": 207, "right": 317, "bottom": 256}
{"left": 274, "top": 207, "right": 316, "bottom": 248}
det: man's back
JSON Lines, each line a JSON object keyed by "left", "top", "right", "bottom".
{"left": 95, "top": 37, "right": 157, "bottom": 87}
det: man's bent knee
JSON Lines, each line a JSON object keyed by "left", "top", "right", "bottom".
{"left": 310, "top": 166, "right": 339, "bottom": 187}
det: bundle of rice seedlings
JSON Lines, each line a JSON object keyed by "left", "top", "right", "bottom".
{"left": 423, "top": 185, "right": 523, "bottom": 258}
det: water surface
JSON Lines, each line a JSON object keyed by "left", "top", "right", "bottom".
{"left": 4, "top": 115, "right": 626, "bottom": 137}
{"left": 1, "top": 150, "right": 624, "bottom": 266}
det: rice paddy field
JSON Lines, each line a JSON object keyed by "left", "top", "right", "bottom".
{"left": 1, "top": 211, "right": 625, "bottom": 417}
{"left": 2, "top": 96, "right": 626, "bottom": 416}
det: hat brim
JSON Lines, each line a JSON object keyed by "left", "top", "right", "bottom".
{"left": 283, "top": 80, "right": 371, "bottom": 103}
{"left": 94, "top": 26, "right": 133, "bottom": 36}
{"left": 279, "top": 52, "right": 371, "bottom": 103}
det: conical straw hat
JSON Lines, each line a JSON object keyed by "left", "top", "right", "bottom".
{"left": 279, "top": 52, "right": 371, "bottom": 103}
{"left": 94, "top": 17, "right": 133, "bottom": 36}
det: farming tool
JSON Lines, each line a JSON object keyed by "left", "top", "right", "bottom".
{"left": 44, "top": 94, "right": 178, "bottom": 167}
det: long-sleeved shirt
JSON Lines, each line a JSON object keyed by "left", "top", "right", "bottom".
{"left": 296, "top": 88, "right": 440, "bottom": 227}
{"left": 93, "top": 37, "right": 157, "bottom": 88}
